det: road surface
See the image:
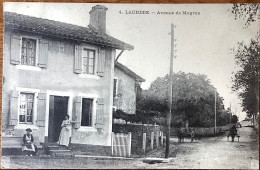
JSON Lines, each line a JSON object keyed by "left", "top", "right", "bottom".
{"left": 1, "top": 123, "right": 258, "bottom": 169}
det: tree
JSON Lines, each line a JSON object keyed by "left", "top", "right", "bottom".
{"left": 232, "top": 37, "right": 259, "bottom": 124}
{"left": 231, "top": 3, "right": 260, "bottom": 26}
{"left": 137, "top": 72, "right": 231, "bottom": 127}
{"left": 231, "top": 3, "right": 259, "bottom": 127}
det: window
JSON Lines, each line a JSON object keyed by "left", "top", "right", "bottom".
{"left": 19, "top": 93, "right": 34, "bottom": 124}
{"left": 21, "top": 38, "right": 37, "bottom": 66}
{"left": 82, "top": 49, "right": 95, "bottom": 74}
{"left": 81, "top": 98, "right": 93, "bottom": 126}
{"left": 113, "top": 78, "right": 118, "bottom": 98}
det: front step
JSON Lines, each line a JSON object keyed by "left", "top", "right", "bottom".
{"left": 45, "top": 143, "right": 73, "bottom": 158}
{"left": 48, "top": 145, "right": 69, "bottom": 150}
{"left": 49, "top": 150, "right": 73, "bottom": 158}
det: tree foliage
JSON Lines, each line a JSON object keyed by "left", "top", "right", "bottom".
{"left": 232, "top": 37, "right": 259, "bottom": 118}
{"left": 137, "top": 72, "right": 231, "bottom": 127}
{"left": 231, "top": 3, "right": 260, "bottom": 26}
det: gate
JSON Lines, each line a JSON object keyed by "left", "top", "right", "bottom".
{"left": 111, "top": 132, "right": 131, "bottom": 157}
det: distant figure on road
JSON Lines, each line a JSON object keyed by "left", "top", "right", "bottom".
{"left": 177, "top": 127, "right": 185, "bottom": 143}
{"left": 229, "top": 125, "right": 237, "bottom": 142}
{"left": 190, "top": 128, "right": 195, "bottom": 142}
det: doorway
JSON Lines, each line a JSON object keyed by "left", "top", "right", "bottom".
{"left": 48, "top": 95, "right": 69, "bottom": 143}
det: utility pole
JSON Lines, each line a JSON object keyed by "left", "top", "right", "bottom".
{"left": 165, "top": 23, "right": 174, "bottom": 158}
{"left": 214, "top": 91, "right": 217, "bottom": 136}
{"left": 230, "top": 102, "right": 232, "bottom": 123}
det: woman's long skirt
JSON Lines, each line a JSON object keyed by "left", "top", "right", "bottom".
{"left": 58, "top": 127, "right": 70, "bottom": 146}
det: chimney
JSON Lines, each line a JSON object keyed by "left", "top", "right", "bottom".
{"left": 89, "top": 5, "right": 108, "bottom": 33}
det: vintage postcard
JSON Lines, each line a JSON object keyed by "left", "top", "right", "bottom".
{"left": 1, "top": 2, "right": 259, "bottom": 169}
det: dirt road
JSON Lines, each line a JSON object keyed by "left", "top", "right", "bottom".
{"left": 146, "top": 124, "right": 259, "bottom": 169}
{"left": 1, "top": 124, "right": 258, "bottom": 169}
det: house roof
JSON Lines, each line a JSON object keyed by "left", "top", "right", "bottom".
{"left": 115, "top": 62, "right": 145, "bottom": 82}
{"left": 4, "top": 12, "right": 134, "bottom": 51}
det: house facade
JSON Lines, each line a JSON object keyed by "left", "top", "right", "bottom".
{"left": 113, "top": 62, "right": 145, "bottom": 115}
{"left": 2, "top": 5, "right": 133, "bottom": 146}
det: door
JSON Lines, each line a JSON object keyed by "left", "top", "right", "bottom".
{"left": 48, "top": 96, "right": 69, "bottom": 143}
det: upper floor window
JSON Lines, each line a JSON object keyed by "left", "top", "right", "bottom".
{"left": 10, "top": 34, "right": 48, "bottom": 69}
{"left": 82, "top": 49, "right": 95, "bottom": 75}
{"left": 21, "top": 38, "right": 37, "bottom": 66}
{"left": 19, "top": 93, "right": 34, "bottom": 124}
{"left": 74, "top": 45, "right": 105, "bottom": 77}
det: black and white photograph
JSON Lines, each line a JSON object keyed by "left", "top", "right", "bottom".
{"left": 1, "top": 2, "right": 259, "bottom": 169}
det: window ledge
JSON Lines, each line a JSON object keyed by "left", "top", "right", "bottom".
{"left": 79, "top": 74, "right": 100, "bottom": 80}
{"left": 16, "top": 65, "right": 42, "bottom": 71}
{"left": 14, "top": 124, "right": 39, "bottom": 131}
{"left": 77, "top": 126, "right": 97, "bottom": 132}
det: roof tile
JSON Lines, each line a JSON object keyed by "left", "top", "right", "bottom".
{"left": 4, "top": 12, "right": 134, "bottom": 51}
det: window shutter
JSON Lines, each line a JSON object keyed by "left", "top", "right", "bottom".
{"left": 10, "top": 34, "right": 21, "bottom": 65}
{"left": 74, "top": 45, "right": 82, "bottom": 74}
{"left": 96, "top": 98, "right": 105, "bottom": 129}
{"left": 36, "top": 93, "right": 47, "bottom": 127}
{"left": 73, "top": 96, "right": 82, "bottom": 128}
{"left": 38, "top": 38, "right": 48, "bottom": 68}
{"left": 97, "top": 49, "right": 105, "bottom": 77}
{"left": 9, "top": 90, "right": 19, "bottom": 125}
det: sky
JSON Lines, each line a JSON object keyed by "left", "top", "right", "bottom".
{"left": 4, "top": 3, "right": 260, "bottom": 120}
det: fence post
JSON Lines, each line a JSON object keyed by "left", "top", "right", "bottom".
{"left": 151, "top": 132, "right": 154, "bottom": 150}
{"left": 142, "top": 133, "right": 146, "bottom": 155}
{"left": 127, "top": 132, "right": 131, "bottom": 157}
{"left": 156, "top": 131, "right": 159, "bottom": 148}
{"left": 160, "top": 131, "right": 164, "bottom": 146}
{"left": 111, "top": 132, "right": 114, "bottom": 156}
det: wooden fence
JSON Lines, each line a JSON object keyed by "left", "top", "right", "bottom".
{"left": 142, "top": 131, "right": 164, "bottom": 155}
{"left": 111, "top": 132, "right": 131, "bottom": 157}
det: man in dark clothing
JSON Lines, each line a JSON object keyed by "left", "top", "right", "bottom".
{"left": 229, "top": 125, "right": 237, "bottom": 142}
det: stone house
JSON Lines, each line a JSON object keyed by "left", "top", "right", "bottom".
{"left": 113, "top": 62, "right": 145, "bottom": 115}
{"left": 2, "top": 5, "right": 134, "bottom": 147}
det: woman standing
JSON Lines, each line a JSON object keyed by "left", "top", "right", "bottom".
{"left": 22, "top": 128, "right": 38, "bottom": 156}
{"left": 58, "top": 115, "right": 71, "bottom": 147}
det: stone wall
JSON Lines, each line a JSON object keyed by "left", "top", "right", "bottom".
{"left": 114, "top": 67, "right": 136, "bottom": 115}
{"left": 164, "top": 124, "right": 233, "bottom": 137}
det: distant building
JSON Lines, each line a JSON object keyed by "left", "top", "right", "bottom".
{"left": 113, "top": 62, "right": 145, "bottom": 115}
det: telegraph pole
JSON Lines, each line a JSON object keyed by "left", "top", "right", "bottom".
{"left": 230, "top": 102, "right": 232, "bottom": 123}
{"left": 214, "top": 91, "right": 217, "bottom": 136}
{"left": 165, "top": 23, "right": 174, "bottom": 158}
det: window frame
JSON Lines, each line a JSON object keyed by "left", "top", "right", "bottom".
{"left": 20, "top": 36, "right": 39, "bottom": 67}
{"left": 113, "top": 77, "right": 119, "bottom": 98}
{"left": 81, "top": 98, "right": 94, "bottom": 127}
{"left": 77, "top": 93, "right": 98, "bottom": 132}
{"left": 81, "top": 47, "right": 97, "bottom": 75}
{"left": 20, "top": 37, "right": 37, "bottom": 66}
{"left": 16, "top": 36, "right": 41, "bottom": 71}
{"left": 19, "top": 93, "right": 35, "bottom": 124}
{"left": 16, "top": 88, "right": 39, "bottom": 125}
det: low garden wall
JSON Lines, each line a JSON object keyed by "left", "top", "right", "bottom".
{"left": 165, "top": 124, "right": 232, "bottom": 137}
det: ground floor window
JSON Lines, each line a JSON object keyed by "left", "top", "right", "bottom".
{"left": 19, "top": 93, "right": 34, "bottom": 124}
{"left": 81, "top": 98, "right": 93, "bottom": 126}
